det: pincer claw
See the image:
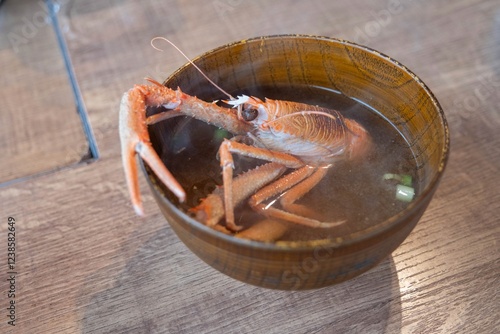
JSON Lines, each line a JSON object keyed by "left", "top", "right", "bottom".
{"left": 119, "top": 86, "right": 187, "bottom": 216}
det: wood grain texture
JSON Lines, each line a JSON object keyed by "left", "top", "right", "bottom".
{"left": 0, "top": 0, "right": 499, "bottom": 333}
{"left": 0, "top": 0, "right": 89, "bottom": 183}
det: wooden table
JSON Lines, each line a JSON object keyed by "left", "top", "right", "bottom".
{"left": 1, "top": 0, "right": 498, "bottom": 333}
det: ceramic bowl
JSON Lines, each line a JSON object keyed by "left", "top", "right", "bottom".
{"left": 142, "top": 35, "right": 449, "bottom": 290}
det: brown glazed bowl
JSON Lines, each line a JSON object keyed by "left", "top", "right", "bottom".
{"left": 142, "top": 35, "right": 449, "bottom": 290}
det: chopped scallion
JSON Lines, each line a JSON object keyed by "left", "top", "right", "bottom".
{"left": 214, "top": 129, "right": 231, "bottom": 140}
{"left": 383, "top": 173, "right": 413, "bottom": 186}
{"left": 383, "top": 173, "right": 395, "bottom": 180}
{"left": 400, "top": 175, "right": 413, "bottom": 187}
{"left": 396, "top": 184, "right": 415, "bottom": 202}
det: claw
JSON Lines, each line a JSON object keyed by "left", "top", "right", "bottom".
{"left": 119, "top": 80, "right": 252, "bottom": 217}
{"left": 119, "top": 86, "right": 186, "bottom": 215}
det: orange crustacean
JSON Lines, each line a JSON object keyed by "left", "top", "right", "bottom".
{"left": 119, "top": 39, "right": 372, "bottom": 240}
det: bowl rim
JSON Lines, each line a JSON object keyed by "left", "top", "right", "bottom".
{"left": 145, "top": 34, "right": 450, "bottom": 251}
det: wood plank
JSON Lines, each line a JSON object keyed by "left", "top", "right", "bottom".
{"left": 0, "top": 0, "right": 90, "bottom": 184}
{"left": 0, "top": 0, "right": 498, "bottom": 333}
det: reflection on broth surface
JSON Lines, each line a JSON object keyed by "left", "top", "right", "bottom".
{"left": 149, "top": 85, "right": 418, "bottom": 242}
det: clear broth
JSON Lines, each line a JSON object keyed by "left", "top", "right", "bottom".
{"left": 149, "top": 85, "right": 418, "bottom": 241}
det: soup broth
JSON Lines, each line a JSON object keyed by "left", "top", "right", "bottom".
{"left": 149, "top": 85, "right": 418, "bottom": 241}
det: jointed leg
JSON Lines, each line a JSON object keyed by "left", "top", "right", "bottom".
{"left": 250, "top": 167, "right": 345, "bottom": 228}
{"left": 218, "top": 139, "right": 303, "bottom": 230}
{"left": 279, "top": 167, "right": 328, "bottom": 219}
{"left": 191, "top": 162, "right": 286, "bottom": 229}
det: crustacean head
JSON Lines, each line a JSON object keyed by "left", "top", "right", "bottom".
{"left": 225, "top": 95, "right": 271, "bottom": 127}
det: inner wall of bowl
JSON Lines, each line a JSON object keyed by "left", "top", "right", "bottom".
{"left": 166, "top": 36, "right": 447, "bottom": 193}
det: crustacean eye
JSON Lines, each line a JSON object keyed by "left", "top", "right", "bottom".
{"left": 242, "top": 107, "right": 259, "bottom": 121}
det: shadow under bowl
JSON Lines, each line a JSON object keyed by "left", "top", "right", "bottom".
{"left": 142, "top": 35, "right": 450, "bottom": 290}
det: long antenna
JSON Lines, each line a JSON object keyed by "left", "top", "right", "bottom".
{"left": 151, "top": 37, "right": 234, "bottom": 100}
